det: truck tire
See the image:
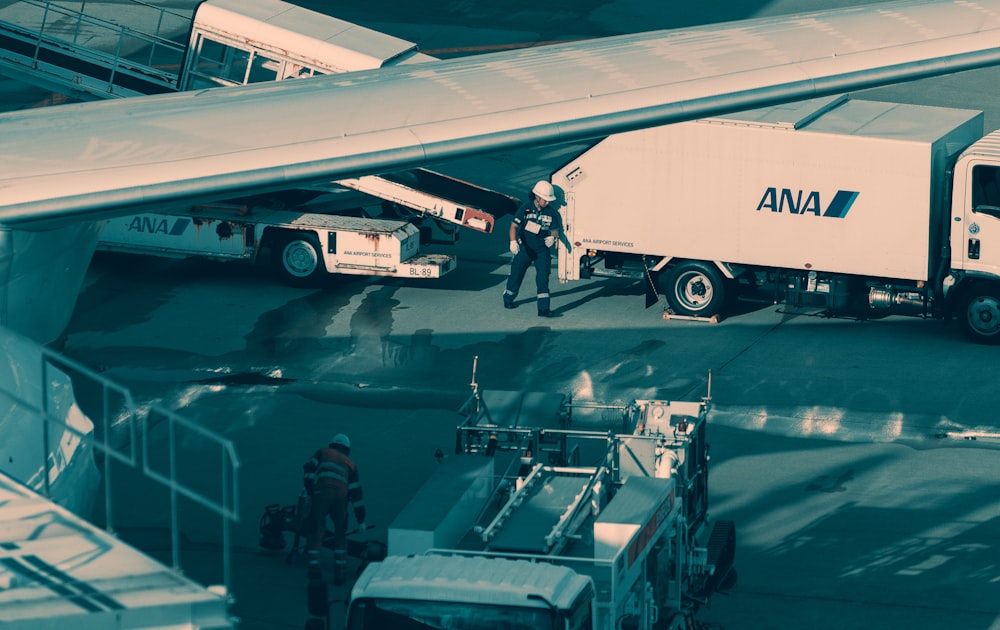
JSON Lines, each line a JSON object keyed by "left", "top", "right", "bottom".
{"left": 663, "top": 261, "right": 725, "bottom": 317}
{"left": 959, "top": 287, "right": 1000, "bottom": 344}
{"left": 272, "top": 232, "right": 325, "bottom": 286}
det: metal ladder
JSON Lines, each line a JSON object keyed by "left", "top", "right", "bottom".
{"left": 0, "top": 0, "right": 190, "bottom": 100}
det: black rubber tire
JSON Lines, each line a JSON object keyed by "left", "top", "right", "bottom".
{"left": 663, "top": 261, "right": 726, "bottom": 317}
{"left": 959, "top": 286, "right": 1000, "bottom": 344}
{"left": 272, "top": 232, "right": 325, "bottom": 286}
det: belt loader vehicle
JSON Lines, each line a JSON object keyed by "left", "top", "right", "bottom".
{"left": 98, "top": 199, "right": 458, "bottom": 285}
{"left": 151, "top": 0, "right": 515, "bottom": 245}
{"left": 553, "top": 94, "right": 1000, "bottom": 344}
{"left": 344, "top": 384, "right": 736, "bottom": 630}
{"left": 0, "top": 0, "right": 516, "bottom": 284}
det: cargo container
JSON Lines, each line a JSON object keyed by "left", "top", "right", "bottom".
{"left": 553, "top": 95, "right": 1000, "bottom": 343}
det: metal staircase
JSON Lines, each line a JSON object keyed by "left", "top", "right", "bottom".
{"left": 0, "top": 0, "right": 190, "bottom": 100}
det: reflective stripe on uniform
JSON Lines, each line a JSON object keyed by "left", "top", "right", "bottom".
{"left": 316, "top": 459, "right": 350, "bottom": 484}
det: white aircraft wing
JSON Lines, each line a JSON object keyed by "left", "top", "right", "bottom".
{"left": 3, "top": 0, "right": 1000, "bottom": 227}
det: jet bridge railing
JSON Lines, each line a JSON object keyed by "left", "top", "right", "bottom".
{"left": 0, "top": 328, "right": 238, "bottom": 595}
{"left": 0, "top": 0, "right": 190, "bottom": 99}
{"left": 142, "top": 404, "right": 240, "bottom": 592}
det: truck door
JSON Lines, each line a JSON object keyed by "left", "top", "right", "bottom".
{"left": 557, "top": 190, "right": 575, "bottom": 282}
{"left": 958, "top": 164, "right": 1000, "bottom": 275}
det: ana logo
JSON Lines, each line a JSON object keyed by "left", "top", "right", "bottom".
{"left": 756, "top": 188, "right": 859, "bottom": 218}
{"left": 126, "top": 216, "right": 190, "bottom": 235}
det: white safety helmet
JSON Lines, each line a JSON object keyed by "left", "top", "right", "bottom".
{"left": 532, "top": 180, "right": 556, "bottom": 202}
{"left": 330, "top": 433, "right": 351, "bottom": 450}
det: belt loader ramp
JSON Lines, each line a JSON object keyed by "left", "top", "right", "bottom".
{"left": 345, "top": 383, "right": 737, "bottom": 630}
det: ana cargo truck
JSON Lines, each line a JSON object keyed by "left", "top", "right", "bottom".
{"left": 553, "top": 94, "right": 1000, "bottom": 344}
{"left": 344, "top": 381, "right": 736, "bottom": 630}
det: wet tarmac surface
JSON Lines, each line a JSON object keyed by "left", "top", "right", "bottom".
{"left": 4, "top": 0, "right": 1000, "bottom": 628}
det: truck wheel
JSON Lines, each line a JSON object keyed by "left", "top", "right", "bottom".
{"left": 272, "top": 233, "right": 325, "bottom": 286}
{"left": 663, "top": 261, "right": 725, "bottom": 317}
{"left": 960, "top": 288, "right": 1000, "bottom": 344}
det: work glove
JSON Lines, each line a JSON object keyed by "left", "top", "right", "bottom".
{"left": 543, "top": 235, "right": 555, "bottom": 248}
{"left": 509, "top": 240, "right": 520, "bottom": 255}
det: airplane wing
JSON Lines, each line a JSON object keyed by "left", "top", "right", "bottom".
{"left": 3, "top": 0, "right": 1000, "bottom": 227}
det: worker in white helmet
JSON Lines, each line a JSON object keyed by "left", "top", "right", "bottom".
{"left": 503, "top": 180, "right": 562, "bottom": 317}
{"left": 302, "top": 433, "right": 367, "bottom": 585}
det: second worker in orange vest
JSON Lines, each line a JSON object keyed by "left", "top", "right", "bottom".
{"left": 302, "top": 433, "right": 367, "bottom": 585}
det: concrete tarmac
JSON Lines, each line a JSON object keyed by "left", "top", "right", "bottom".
{"left": 65, "top": 249, "right": 1000, "bottom": 630}
{"left": 3, "top": 0, "right": 1000, "bottom": 628}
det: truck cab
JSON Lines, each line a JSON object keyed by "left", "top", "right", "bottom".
{"left": 347, "top": 555, "right": 594, "bottom": 630}
{"left": 949, "top": 135, "right": 1000, "bottom": 340}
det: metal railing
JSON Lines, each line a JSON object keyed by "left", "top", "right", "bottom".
{"left": 0, "top": 0, "right": 191, "bottom": 98}
{"left": 0, "top": 326, "right": 238, "bottom": 594}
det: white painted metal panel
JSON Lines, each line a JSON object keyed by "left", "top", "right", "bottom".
{"left": 353, "top": 555, "right": 591, "bottom": 611}
{"left": 950, "top": 130, "right": 1000, "bottom": 275}
{"left": 191, "top": 0, "right": 420, "bottom": 72}
{"left": 331, "top": 224, "right": 414, "bottom": 269}
{"left": 0, "top": 224, "right": 102, "bottom": 344}
{"left": 555, "top": 98, "right": 982, "bottom": 279}
{"left": 388, "top": 457, "right": 494, "bottom": 557}
{"left": 99, "top": 213, "right": 251, "bottom": 259}
{"left": 0, "top": 328, "right": 100, "bottom": 517}
{"left": 0, "top": 472, "right": 231, "bottom": 628}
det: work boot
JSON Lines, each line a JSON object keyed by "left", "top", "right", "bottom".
{"left": 503, "top": 293, "right": 515, "bottom": 309}
{"left": 333, "top": 568, "right": 348, "bottom": 586}
{"left": 537, "top": 294, "right": 551, "bottom": 315}
{"left": 306, "top": 562, "right": 322, "bottom": 580}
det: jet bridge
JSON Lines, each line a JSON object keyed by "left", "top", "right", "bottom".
{"left": 0, "top": 0, "right": 187, "bottom": 100}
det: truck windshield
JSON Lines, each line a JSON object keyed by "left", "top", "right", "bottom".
{"left": 346, "top": 598, "right": 561, "bottom": 630}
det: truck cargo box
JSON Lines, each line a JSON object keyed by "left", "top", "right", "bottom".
{"left": 555, "top": 95, "right": 983, "bottom": 281}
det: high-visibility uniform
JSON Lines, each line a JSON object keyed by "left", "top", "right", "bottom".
{"left": 302, "top": 446, "right": 365, "bottom": 580}
{"left": 504, "top": 200, "right": 562, "bottom": 314}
